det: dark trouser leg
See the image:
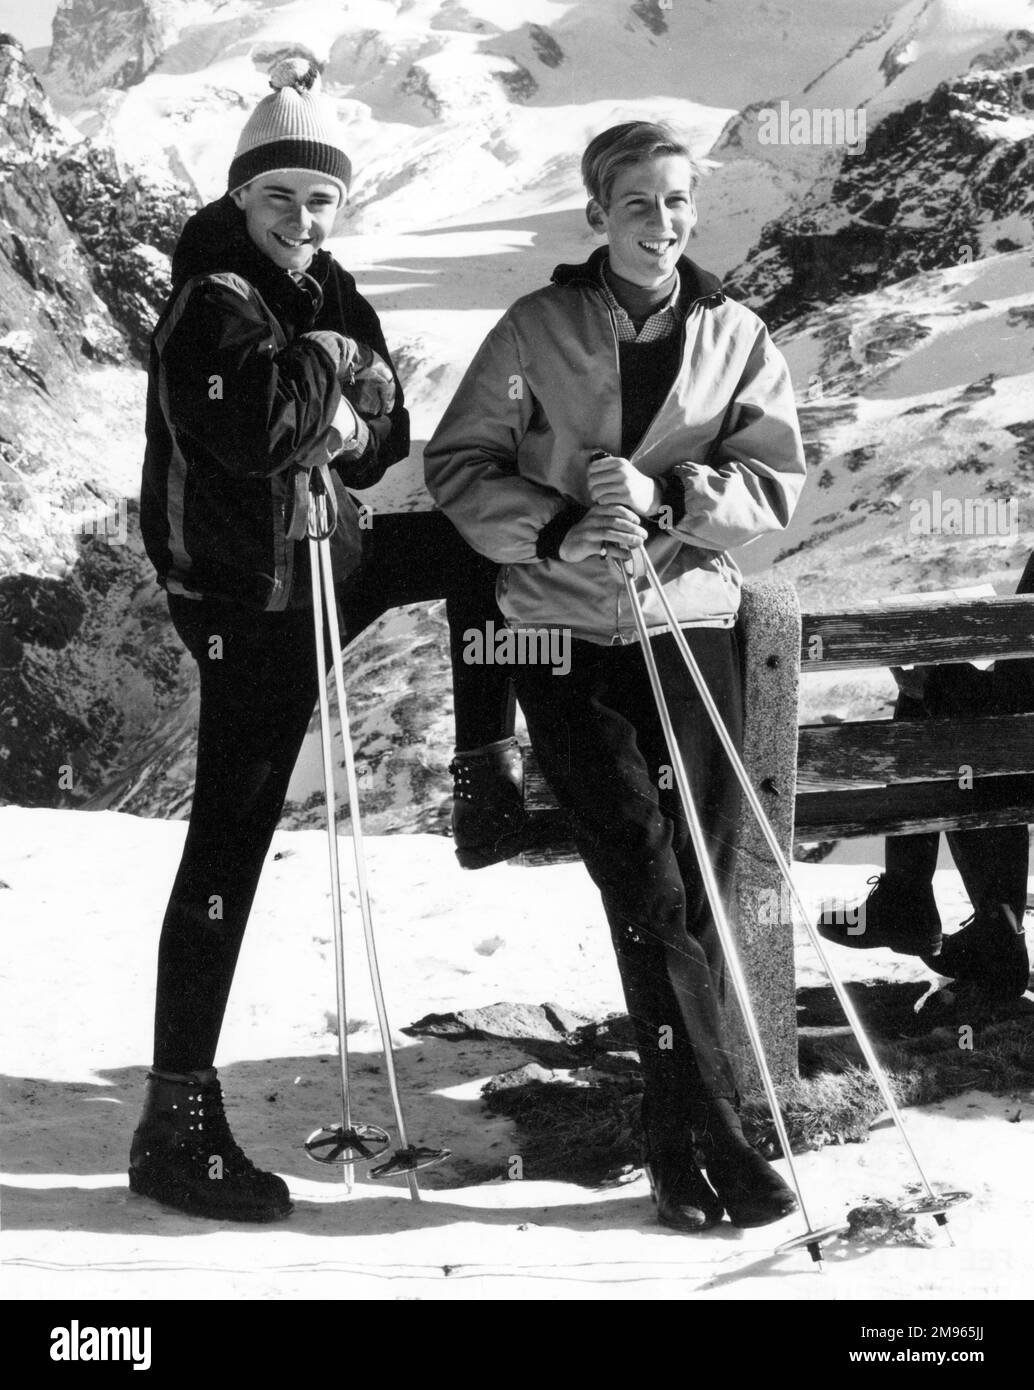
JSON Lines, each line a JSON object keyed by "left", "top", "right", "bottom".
{"left": 942, "top": 825, "right": 1029, "bottom": 923}
{"left": 153, "top": 596, "right": 322, "bottom": 1072}
{"left": 515, "top": 630, "right": 742, "bottom": 1151}
{"left": 335, "top": 509, "right": 514, "bottom": 748}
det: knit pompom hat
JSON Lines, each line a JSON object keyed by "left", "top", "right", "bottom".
{"left": 228, "top": 57, "right": 352, "bottom": 199}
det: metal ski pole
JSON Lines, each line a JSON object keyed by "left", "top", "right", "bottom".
{"left": 303, "top": 475, "right": 391, "bottom": 1186}
{"left": 612, "top": 548, "right": 846, "bottom": 1266}
{"left": 635, "top": 545, "right": 970, "bottom": 1242}
{"left": 313, "top": 520, "right": 450, "bottom": 1198}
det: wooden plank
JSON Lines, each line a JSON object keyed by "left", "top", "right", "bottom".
{"left": 797, "top": 712, "right": 1034, "bottom": 788}
{"left": 799, "top": 596, "right": 1034, "bottom": 671}
{"left": 794, "top": 774, "right": 1034, "bottom": 841}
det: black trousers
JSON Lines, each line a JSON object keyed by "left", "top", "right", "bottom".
{"left": 153, "top": 510, "right": 510, "bottom": 1072}
{"left": 887, "top": 550, "right": 1034, "bottom": 921}
{"left": 514, "top": 627, "right": 743, "bottom": 1150}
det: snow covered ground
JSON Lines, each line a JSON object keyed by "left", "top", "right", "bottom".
{"left": 2, "top": 807, "right": 1031, "bottom": 1301}
{"left": 3, "top": 0, "right": 1033, "bottom": 1309}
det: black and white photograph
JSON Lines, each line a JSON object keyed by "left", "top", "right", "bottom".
{"left": 1, "top": 0, "right": 1032, "bottom": 1334}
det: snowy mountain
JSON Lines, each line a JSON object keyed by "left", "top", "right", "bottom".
{"left": 724, "top": 60, "right": 1034, "bottom": 326}
{"left": 1, "top": 0, "right": 1032, "bottom": 828}
{"left": 0, "top": 36, "right": 194, "bottom": 813}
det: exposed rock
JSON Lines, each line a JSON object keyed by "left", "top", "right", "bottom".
{"left": 46, "top": 0, "right": 174, "bottom": 95}
{"left": 493, "top": 60, "right": 538, "bottom": 103}
{"left": 846, "top": 1199, "right": 936, "bottom": 1247}
{"left": 405, "top": 1000, "right": 592, "bottom": 1046}
{"left": 49, "top": 140, "right": 198, "bottom": 360}
{"left": 630, "top": 0, "right": 669, "bottom": 39}
{"left": 0, "top": 37, "right": 122, "bottom": 388}
{"left": 0, "top": 514, "right": 194, "bottom": 809}
{"left": 0, "top": 572, "right": 87, "bottom": 650}
{"left": 528, "top": 25, "right": 564, "bottom": 68}
{"left": 482, "top": 1062, "right": 560, "bottom": 1095}
{"left": 399, "top": 64, "right": 442, "bottom": 119}
{"left": 0, "top": 37, "right": 193, "bottom": 813}
{"left": 726, "top": 65, "right": 1034, "bottom": 327}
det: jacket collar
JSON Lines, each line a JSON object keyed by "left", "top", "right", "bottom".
{"left": 171, "top": 194, "right": 331, "bottom": 333}
{"left": 551, "top": 245, "right": 725, "bottom": 310}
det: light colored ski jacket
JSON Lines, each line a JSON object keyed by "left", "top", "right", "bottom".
{"left": 424, "top": 250, "right": 807, "bottom": 645}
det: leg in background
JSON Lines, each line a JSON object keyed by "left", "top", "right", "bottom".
{"left": 335, "top": 509, "right": 527, "bottom": 866}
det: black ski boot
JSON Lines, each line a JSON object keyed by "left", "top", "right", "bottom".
{"left": 643, "top": 1145, "right": 723, "bottom": 1233}
{"left": 695, "top": 1099, "right": 797, "bottom": 1229}
{"left": 129, "top": 1068, "right": 292, "bottom": 1222}
{"left": 931, "top": 903, "right": 1030, "bottom": 1001}
{"left": 449, "top": 737, "right": 527, "bottom": 869}
{"left": 816, "top": 873, "right": 942, "bottom": 957}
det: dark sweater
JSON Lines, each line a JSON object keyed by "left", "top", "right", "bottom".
{"left": 535, "top": 308, "right": 687, "bottom": 559}
{"left": 618, "top": 332, "right": 685, "bottom": 458}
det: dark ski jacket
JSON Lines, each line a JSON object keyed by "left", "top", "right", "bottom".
{"left": 140, "top": 195, "right": 410, "bottom": 611}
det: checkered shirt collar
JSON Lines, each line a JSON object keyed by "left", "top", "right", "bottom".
{"left": 597, "top": 258, "right": 682, "bottom": 343}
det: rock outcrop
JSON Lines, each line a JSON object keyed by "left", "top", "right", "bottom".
{"left": 0, "top": 36, "right": 193, "bottom": 811}
{"left": 50, "top": 141, "right": 197, "bottom": 359}
{"left": 46, "top": 0, "right": 175, "bottom": 95}
{"left": 0, "top": 35, "right": 121, "bottom": 391}
{"left": 726, "top": 62, "right": 1034, "bottom": 327}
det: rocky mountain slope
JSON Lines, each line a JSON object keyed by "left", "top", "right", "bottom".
{"left": 1, "top": 0, "right": 1032, "bottom": 831}
{"left": 0, "top": 35, "right": 196, "bottom": 811}
{"left": 724, "top": 57, "right": 1034, "bottom": 327}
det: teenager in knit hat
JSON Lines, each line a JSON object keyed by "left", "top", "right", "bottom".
{"left": 134, "top": 57, "right": 526, "bottom": 1222}
{"left": 227, "top": 57, "right": 353, "bottom": 201}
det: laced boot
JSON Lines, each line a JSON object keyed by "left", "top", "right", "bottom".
{"left": 816, "top": 872, "right": 942, "bottom": 956}
{"left": 449, "top": 737, "right": 527, "bottom": 869}
{"left": 129, "top": 1068, "right": 292, "bottom": 1222}
{"left": 695, "top": 1098, "right": 798, "bottom": 1229}
{"left": 931, "top": 902, "right": 1030, "bottom": 1002}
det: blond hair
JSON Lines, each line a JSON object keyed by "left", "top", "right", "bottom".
{"left": 581, "top": 121, "right": 703, "bottom": 209}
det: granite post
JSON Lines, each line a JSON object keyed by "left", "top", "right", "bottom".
{"left": 723, "top": 576, "right": 801, "bottom": 1092}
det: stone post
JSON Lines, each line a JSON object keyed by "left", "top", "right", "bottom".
{"left": 724, "top": 576, "right": 801, "bottom": 1092}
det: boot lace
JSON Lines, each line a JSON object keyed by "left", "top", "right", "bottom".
{"left": 187, "top": 1081, "right": 261, "bottom": 1178}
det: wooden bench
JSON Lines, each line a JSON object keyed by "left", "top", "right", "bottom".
{"left": 796, "top": 595, "right": 1034, "bottom": 840}
{"left": 511, "top": 582, "right": 1034, "bottom": 1088}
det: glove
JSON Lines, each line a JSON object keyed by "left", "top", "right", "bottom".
{"left": 301, "top": 333, "right": 396, "bottom": 418}
{"left": 340, "top": 343, "right": 396, "bottom": 419}
{"left": 302, "top": 330, "right": 363, "bottom": 377}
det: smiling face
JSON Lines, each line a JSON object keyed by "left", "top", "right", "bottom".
{"left": 231, "top": 171, "right": 343, "bottom": 271}
{"left": 588, "top": 154, "right": 697, "bottom": 288}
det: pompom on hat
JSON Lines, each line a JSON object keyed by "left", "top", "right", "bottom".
{"left": 227, "top": 57, "right": 352, "bottom": 200}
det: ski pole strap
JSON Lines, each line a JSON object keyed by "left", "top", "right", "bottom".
{"left": 297, "top": 463, "right": 339, "bottom": 541}
{"left": 606, "top": 545, "right": 645, "bottom": 579}
{"left": 286, "top": 468, "right": 310, "bottom": 541}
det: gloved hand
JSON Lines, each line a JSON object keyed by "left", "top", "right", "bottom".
{"left": 302, "top": 330, "right": 364, "bottom": 377}
{"left": 302, "top": 332, "right": 397, "bottom": 418}
{"left": 340, "top": 343, "right": 396, "bottom": 419}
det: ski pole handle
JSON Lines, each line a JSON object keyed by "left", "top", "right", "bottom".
{"left": 587, "top": 448, "right": 648, "bottom": 575}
